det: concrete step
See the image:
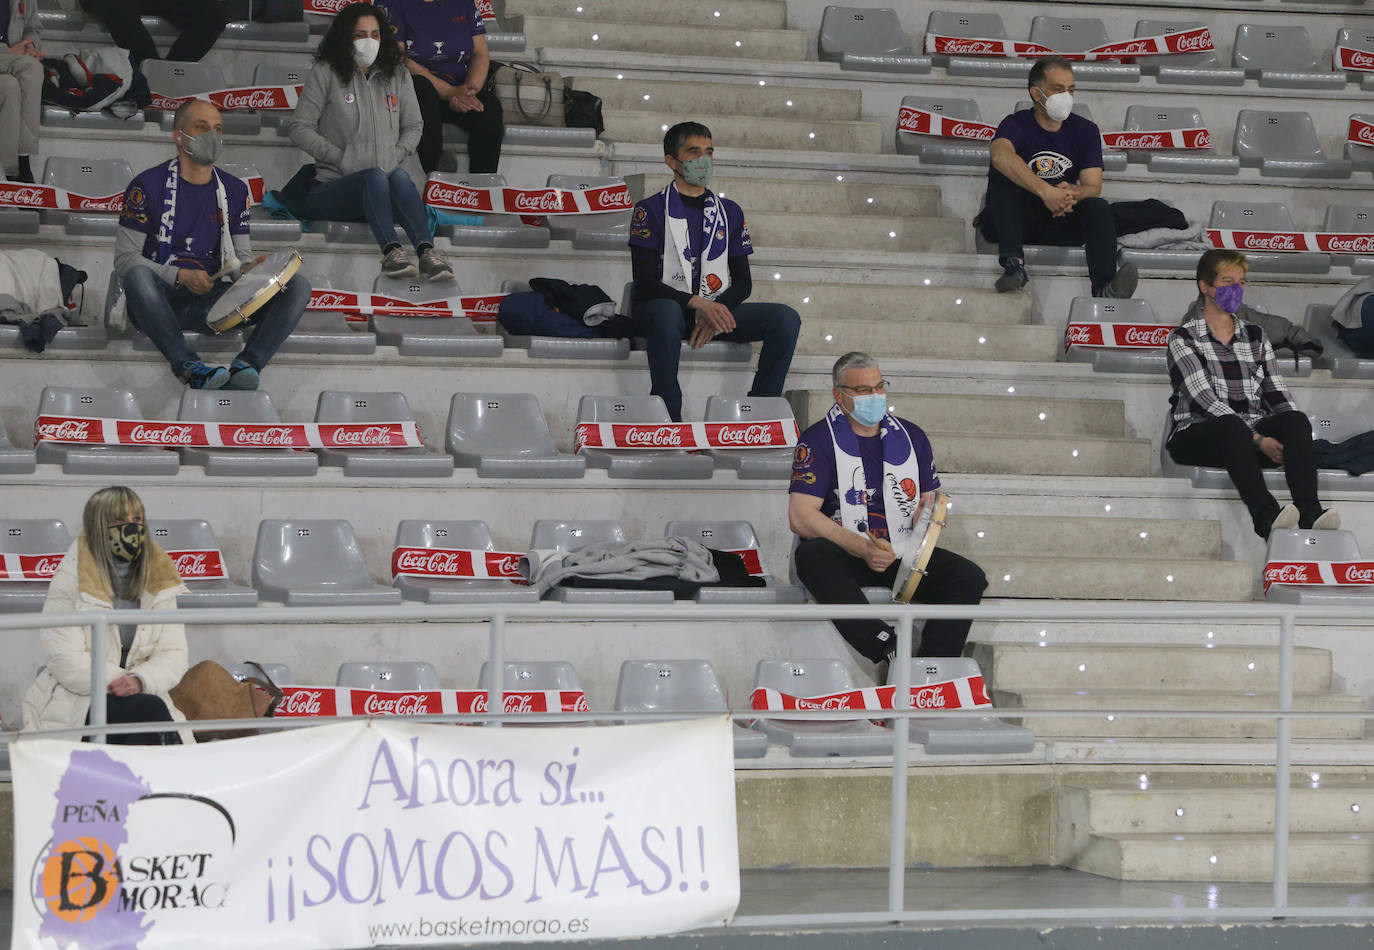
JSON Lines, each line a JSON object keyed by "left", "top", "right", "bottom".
{"left": 974, "top": 644, "right": 1334, "bottom": 694}
{"left": 1001, "top": 690, "right": 1366, "bottom": 739}
{"left": 745, "top": 211, "right": 962, "bottom": 253}
{"left": 510, "top": 16, "right": 808, "bottom": 60}
{"left": 927, "top": 432, "right": 1153, "bottom": 478}
{"left": 1073, "top": 832, "right": 1374, "bottom": 883}
{"left": 626, "top": 175, "right": 944, "bottom": 219}
{"left": 777, "top": 283, "right": 1028, "bottom": 327}
{"left": 501, "top": 0, "right": 789, "bottom": 29}
{"left": 603, "top": 110, "right": 884, "bottom": 155}
{"left": 942, "top": 515, "right": 1221, "bottom": 560}
{"left": 788, "top": 392, "right": 1126, "bottom": 438}
{"left": 977, "top": 555, "right": 1253, "bottom": 602}
{"left": 795, "top": 320, "right": 1060, "bottom": 364}
{"left": 1063, "top": 783, "right": 1374, "bottom": 837}
{"left": 573, "top": 77, "right": 861, "bottom": 121}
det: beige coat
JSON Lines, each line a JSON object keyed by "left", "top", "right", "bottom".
{"left": 22, "top": 537, "right": 191, "bottom": 736}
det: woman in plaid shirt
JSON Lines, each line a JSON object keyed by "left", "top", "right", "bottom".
{"left": 1165, "top": 249, "right": 1339, "bottom": 538}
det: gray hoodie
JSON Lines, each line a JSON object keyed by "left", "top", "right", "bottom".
{"left": 4, "top": 0, "right": 40, "bottom": 45}
{"left": 1330, "top": 275, "right": 1374, "bottom": 331}
{"left": 289, "top": 61, "right": 424, "bottom": 186}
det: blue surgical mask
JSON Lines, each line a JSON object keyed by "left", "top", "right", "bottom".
{"left": 679, "top": 155, "right": 712, "bottom": 187}
{"left": 849, "top": 393, "right": 887, "bottom": 427}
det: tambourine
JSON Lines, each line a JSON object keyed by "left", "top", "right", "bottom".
{"left": 205, "top": 246, "right": 302, "bottom": 334}
{"left": 891, "top": 490, "right": 949, "bottom": 603}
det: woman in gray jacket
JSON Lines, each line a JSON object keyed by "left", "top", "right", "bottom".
{"left": 289, "top": 2, "right": 452, "bottom": 281}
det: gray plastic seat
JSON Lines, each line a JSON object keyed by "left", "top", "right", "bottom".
{"left": 252, "top": 519, "right": 401, "bottom": 606}
{"left": 750, "top": 659, "right": 893, "bottom": 757}
{"left": 277, "top": 309, "right": 377, "bottom": 355}
{"left": 41, "top": 105, "right": 144, "bottom": 130}
{"left": 891, "top": 657, "right": 1034, "bottom": 754}
{"left": 1233, "top": 24, "right": 1346, "bottom": 90}
{"left": 574, "top": 395, "right": 715, "bottom": 479}
{"left": 1322, "top": 205, "right": 1374, "bottom": 270}
{"left": 1120, "top": 105, "right": 1239, "bottom": 175}
{"left": 478, "top": 661, "right": 588, "bottom": 724}
{"left": 218, "top": 162, "right": 302, "bottom": 242}
{"left": 926, "top": 11, "right": 1028, "bottom": 79}
{"left": 223, "top": 16, "right": 308, "bottom": 42}
{"left": 1137, "top": 19, "right": 1244, "bottom": 86}
{"left": 1027, "top": 17, "right": 1139, "bottom": 82}
{"left": 314, "top": 390, "right": 454, "bottom": 477}
{"left": 0, "top": 419, "right": 36, "bottom": 474}
{"left": 1336, "top": 29, "right": 1374, "bottom": 88}
{"left": 1063, "top": 297, "right": 1169, "bottom": 375}
{"left": 894, "top": 95, "right": 991, "bottom": 167}
{"left": 529, "top": 519, "right": 673, "bottom": 604}
{"left": 702, "top": 395, "right": 796, "bottom": 478}
{"left": 544, "top": 174, "right": 631, "bottom": 248}
{"left": 1310, "top": 409, "right": 1374, "bottom": 492}
{"left": 817, "top": 6, "right": 930, "bottom": 74}
{"left": 441, "top": 121, "right": 591, "bottom": 150}
{"left": 337, "top": 661, "right": 441, "bottom": 690}
{"left": 1343, "top": 114, "right": 1374, "bottom": 173}
{"left": 225, "top": 662, "right": 293, "bottom": 685}
{"left": 974, "top": 231, "right": 1083, "bottom": 269}
{"left": 176, "top": 390, "right": 318, "bottom": 476}
{"left": 618, "top": 282, "right": 750, "bottom": 363}
{"left": 1305, "top": 304, "right": 1374, "bottom": 379}
{"left": 664, "top": 520, "right": 805, "bottom": 604}
{"left": 0, "top": 205, "right": 38, "bottom": 234}
{"left": 34, "top": 386, "right": 180, "bottom": 474}
{"left": 147, "top": 518, "right": 259, "bottom": 607}
{"left": 615, "top": 659, "right": 767, "bottom": 758}
{"left": 1265, "top": 530, "right": 1374, "bottom": 605}
{"left": 369, "top": 274, "right": 501, "bottom": 357}
{"left": 143, "top": 61, "right": 262, "bottom": 134}
{"left": 1234, "top": 110, "right": 1351, "bottom": 180}
{"left": 446, "top": 392, "right": 586, "bottom": 478}
{"left": 392, "top": 519, "right": 538, "bottom": 603}
{"left": 1208, "top": 202, "right": 1331, "bottom": 275}
{"left": 1161, "top": 414, "right": 1286, "bottom": 489}
{"left": 42, "top": 157, "right": 132, "bottom": 235}
{"left": 424, "top": 172, "right": 551, "bottom": 248}
{"left": 252, "top": 64, "right": 310, "bottom": 129}
{"left": 497, "top": 278, "right": 629, "bottom": 360}
{"left": 0, "top": 519, "right": 70, "bottom": 613}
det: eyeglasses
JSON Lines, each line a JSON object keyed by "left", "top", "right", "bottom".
{"left": 839, "top": 380, "right": 889, "bottom": 396}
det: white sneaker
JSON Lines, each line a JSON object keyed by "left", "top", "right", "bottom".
{"left": 1311, "top": 508, "right": 1341, "bottom": 531}
{"left": 1270, "top": 504, "right": 1299, "bottom": 533}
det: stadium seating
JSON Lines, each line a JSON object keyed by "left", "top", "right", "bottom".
{"left": 544, "top": 174, "right": 631, "bottom": 249}
{"left": 477, "top": 660, "right": 585, "bottom": 707}
{"left": 1264, "top": 529, "right": 1374, "bottom": 605}
{"left": 41, "top": 157, "right": 132, "bottom": 236}
{"left": 1304, "top": 305, "right": 1374, "bottom": 379}
{"left": 225, "top": 662, "right": 293, "bottom": 685}
{"left": 1120, "top": 105, "right": 1240, "bottom": 175}
{"left": 701, "top": 395, "right": 797, "bottom": 478}
{"left": 664, "top": 520, "right": 805, "bottom": 603}
{"left": 497, "top": 279, "right": 630, "bottom": 360}
{"left": 925, "top": 11, "right": 1028, "bottom": 79}
{"left": 423, "top": 173, "right": 552, "bottom": 249}
{"left": 1027, "top": 17, "right": 1140, "bottom": 82}
{"left": 1233, "top": 110, "right": 1353, "bottom": 179}
{"left": 336, "top": 661, "right": 441, "bottom": 690}
{"left": 1206, "top": 202, "right": 1331, "bottom": 275}
{"left": 313, "top": 390, "right": 454, "bottom": 477}
{"left": 177, "top": 390, "right": 319, "bottom": 476}
{"left": 614, "top": 659, "right": 768, "bottom": 757}
{"left": 0, "top": 519, "right": 69, "bottom": 613}
{"left": 1136, "top": 19, "right": 1244, "bottom": 86}
{"left": 369, "top": 274, "right": 503, "bottom": 358}
{"left": 142, "top": 61, "right": 262, "bottom": 135}
{"left": 896, "top": 657, "right": 1034, "bottom": 754}
{"left": 816, "top": 6, "right": 932, "bottom": 73}
{"left": 391, "top": 519, "right": 539, "bottom": 603}
{"left": 750, "top": 658, "right": 893, "bottom": 756}
{"left": 529, "top": 518, "right": 675, "bottom": 603}
{"left": 1063, "top": 297, "right": 1169, "bottom": 375}
{"left": 0, "top": 420, "right": 36, "bottom": 474}
{"left": 445, "top": 392, "right": 587, "bottom": 478}
{"left": 574, "top": 395, "right": 716, "bottom": 478}
{"left": 252, "top": 519, "right": 402, "bottom": 606}
{"left": 147, "top": 519, "right": 259, "bottom": 607}
{"left": 1232, "top": 24, "right": 1347, "bottom": 89}
{"left": 617, "top": 282, "right": 752, "bottom": 363}
{"left": 34, "top": 386, "right": 180, "bottom": 475}
{"left": 894, "top": 95, "right": 992, "bottom": 167}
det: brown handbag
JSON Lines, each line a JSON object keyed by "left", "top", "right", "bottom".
{"left": 169, "top": 660, "right": 283, "bottom": 741}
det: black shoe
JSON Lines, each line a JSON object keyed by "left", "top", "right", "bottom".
{"left": 995, "top": 260, "right": 1028, "bottom": 293}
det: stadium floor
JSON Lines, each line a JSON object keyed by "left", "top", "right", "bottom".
{"left": 4, "top": 867, "right": 1372, "bottom": 948}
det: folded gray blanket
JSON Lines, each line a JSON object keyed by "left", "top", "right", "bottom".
{"left": 521, "top": 538, "right": 720, "bottom": 595}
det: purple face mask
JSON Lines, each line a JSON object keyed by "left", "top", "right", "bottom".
{"left": 1213, "top": 283, "right": 1244, "bottom": 314}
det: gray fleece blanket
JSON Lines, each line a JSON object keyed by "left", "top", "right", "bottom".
{"left": 521, "top": 538, "right": 719, "bottom": 595}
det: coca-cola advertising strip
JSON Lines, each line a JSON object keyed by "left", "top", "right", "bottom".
{"left": 749, "top": 675, "right": 992, "bottom": 713}
{"left": 423, "top": 179, "right": 634, "bottom": 216}
{"left": 306, "top": 0, "right": 496, "bottom": 17}
{"left": 1347, "top": 116, "right": 1374, "bottom": 148}
{"left": 924, "top": 27, "right": 1211, "bottom": 60}
{"left": 390, "top": 546, "right": 525, "bottom": 580}
{"left": 1208, "top": 230, "right": 1374, "bottom": 254}
{"left": 0, "top": 181, "right": 123, "bottom": 212}
{"left": 729, "top": 550, "right": 764, "bottom": 576}
{"left": 0, "top": 552, "right": 65, "bottom": 581}
{"left": 148, "top": 84, "right": 302, "bottom": 113}
{"left": 275, "top": 687, "right": 591, "bottom": 718}
{"left": 164, "top": 548, "right": 229, "bottom": 582}
{"left": 1262, "top": 560, "right": 1374, "bottom": 593}
{"left": 308, "top": 289, "right": 507, "bottom": 324}
{"left": 11, "top": 718, "right": 740, "bottom": 946}
{"left": 34, "top": 414, "right": 424, "bottom": 449}
{"left": 896, "top": 107, "right": 996, "bottom": 141}
{"left": 1100, "top": 128, "right": 1210, "bottom": 150}
{"left": 1336, "top": 47, "right": 1374, "bottom": 71}
{"left": 1063, "top": 322, "right": 1174, "bottom": 353}
{"left": 573, "top": 420, "right": 800, "bottom": 452}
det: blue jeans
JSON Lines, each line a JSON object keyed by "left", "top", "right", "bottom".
{"left": 1335, "top": 295, "right": 1374, "bottom": 359}
{"left": 123, "top": 266, "right": 310, "bottom": 375}
{"left": 302, "top": 167, "right": 433, "bottom": 251}
{"left": 630, "top": 298, "right": 801, "bottom": 421}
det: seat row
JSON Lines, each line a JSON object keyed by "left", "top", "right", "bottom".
{"left": 3, "top": 387, "right": 797, "bottom": 479}
{"left": 0, "top": 516, "right": 797, "bottom": 612}
{"left": 823, "top": 8, "right": 1374, "bottom": 90}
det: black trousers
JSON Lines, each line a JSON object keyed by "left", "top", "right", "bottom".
{"left": 411, "top": 73, "right": 504, "bottom": 175}
{"left": 794, "top": 536, "right": 988, "bottom": 663}
{"left": 78, "top": 0, "right": 228, "bottom": 65}
{"left": 978, "top": 171, "right": 1117, "bottom": 291}
{"left": 85, "top": 693, "right": 181, "bottom": 745}
{"left": 1167, "top": 410, "right": 1323, "bottom": 537}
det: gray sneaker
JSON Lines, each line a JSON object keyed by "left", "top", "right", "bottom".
{"left": 381, "top": 245, "right": 417, "bottom": 279}
{"left": 1096, "top": 262, "right": 1139, "bottom": 299}
{"left": 418, "top": 246, "right": 454, "bottom": 282}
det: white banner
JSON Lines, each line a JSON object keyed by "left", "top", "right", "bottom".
{"left": 12, "top": 718, "right": 739, "bottom": 948}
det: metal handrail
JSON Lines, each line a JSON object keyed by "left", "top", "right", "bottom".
{"left": 5, "top": 597, "right": 1373, "bottom": 928}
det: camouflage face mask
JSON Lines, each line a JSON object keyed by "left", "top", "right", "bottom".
{"left": 106, "top": 522, "right": 147, "bottom": 563}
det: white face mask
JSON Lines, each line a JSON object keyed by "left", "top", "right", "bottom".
{"left": 353, "top": 36, "right": 380, "bottom": 68}
{"left": 1038, "top": 89, "right": 1074, "bottom": 122}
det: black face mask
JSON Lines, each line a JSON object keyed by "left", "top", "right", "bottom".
{"left": 106, "top": 522, "right": 146, "bottom": 563}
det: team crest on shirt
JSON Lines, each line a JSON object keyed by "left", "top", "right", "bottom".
{"left": 791, "top": 471, "right": 816, "bottom": 484}
{"left": 704, "top": 273, "right": 723, "bottom": 294}
{"left": 1028, "top": 150, "right": 1072, "bottom": 181}
{"left": 793, "top": 444, "right": 811, "bottom": 465}
{"left": 385, "top": 92, "right": 399, "bottom": 111}
{"left": 633, "top": 206, "right": 647, "bottom": 223}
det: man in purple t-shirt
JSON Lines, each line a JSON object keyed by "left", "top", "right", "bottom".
{"left": 978, "top": 56, "right": 1137, "bottom": 300}
{"left": 789, "top": 352, "right": 987, "bottom": 668}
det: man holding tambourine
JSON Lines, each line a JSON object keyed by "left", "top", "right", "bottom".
{"left": 789, "top": 352, "right": 987, "bottom": 671}
{"left": 115, "top": 99, "right": 310, "bottom": 390}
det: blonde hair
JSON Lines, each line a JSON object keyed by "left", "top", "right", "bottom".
{"left": 1196, "top": 249, "right": 1249, "bottom": 286}
{"left": 82, "top": 486, "right": 149, "bottom": 600}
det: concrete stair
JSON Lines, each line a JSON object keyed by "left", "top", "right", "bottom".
{"left": 602, "top": 110, "right": 884, "bottom": 154}
{"left": 500, "top": 0, "right": 789, "bottom": 30}
{"left": 574, "top": 77, "right": 861, "bottom": 122}
{"left": 625, "top": 176, "right": 944, "bottom": 219}
{"left": 745, "top": 211, "right": 963, "bottom": 252}
{"left": 796, "top": 321, "right": 1060, "bottom": 363}
{"left": 776, "top": 282, "right": 1028, "bottom": 326}
{"left": 508, "top": 15, "right": 808, "bottom": 60}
